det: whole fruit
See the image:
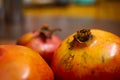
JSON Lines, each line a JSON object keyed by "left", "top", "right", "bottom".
{"left": 17, "top": 24, "right": 61, "bottom": 65}
{"left": 51, "top": 29, "right": 120, "bottom": 80}
{"left": 0, "top": 45, "right": 54, "bottom": 80}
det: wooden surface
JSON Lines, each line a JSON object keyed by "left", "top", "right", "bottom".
{"left": 0, "top": 39, "right": 16, "bottom": 45}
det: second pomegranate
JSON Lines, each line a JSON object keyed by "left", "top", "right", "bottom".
{"left": 17, "top": 24, "right": 61, "bottom": 65}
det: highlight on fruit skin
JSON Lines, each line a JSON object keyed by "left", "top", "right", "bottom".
{"left": 51, "top": 28, "right": 120, "bottom": 80}
{"left": 16, "top": 31, "right": 39, "bottom": 45}
{"left": 0, "top": 45, "right": 54, "bottom": 80}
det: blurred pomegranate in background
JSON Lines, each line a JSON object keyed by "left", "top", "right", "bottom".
{"left": 0, "top": 45, "right": 54, "bottom": 80}
{"left": 51, "top": 29, "right": 120, "bottom": 80}
{"left": 17, "top": 24, "right": 61, "bottom": 65}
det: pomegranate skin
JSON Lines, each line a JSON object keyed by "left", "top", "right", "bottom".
{"left": 25, "top": 35, "right": 61, "bottom": 64}
{"left": 0, "top": 45, "right": 54, "bottom": 80}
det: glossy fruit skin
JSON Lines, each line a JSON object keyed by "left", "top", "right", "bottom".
{"left": 26, "top": 35, "right": 61, "bottom": 65}
{"left": 17, "top": 31, "right": 61, "bottom": 65}
{"left": 0, "top": 45, "right": 54, "bottom": 80}
{"left": 17, "top": 31, "right": 39, "bottom": 45}
{"left": 51, "top": 29, "right": 120, "bottom": 80}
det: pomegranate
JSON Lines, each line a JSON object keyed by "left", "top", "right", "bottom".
{"left": 17, "top": 24, "right": 61, "bottom": 65}
{"left": 0, "top": 45, "right": 54, "bottom": 80}
{"left": 51, "top": 29, "right": 120, "bottom": 80}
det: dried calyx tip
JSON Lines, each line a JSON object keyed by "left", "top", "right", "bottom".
{"left": 69, "top": 29, "right": 93, "bottom": 49}
{"left": 74, "top": 29, "right": 92, "bottom": 43}
{"left": 39, "top": 24, "right": 61, "bottom": 41}
{"left": 41, "top": 24, "right": 49, "bottom": 30}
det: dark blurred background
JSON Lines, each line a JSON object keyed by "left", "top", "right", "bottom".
{"left": 0, "top": 0, "right": 120, "bottom": 44}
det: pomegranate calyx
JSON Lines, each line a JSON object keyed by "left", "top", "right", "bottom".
{"left": 38, "top": 24, "right": 61, "bottom": 42}
{"left": 75, "top": 29, "right": 93, "bottom": 43}
{"left": 69, "top": 29, "right": 93, "bottom": 49}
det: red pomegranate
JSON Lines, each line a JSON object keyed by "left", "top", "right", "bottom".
{"left": 17, "top": 24, "right": 61, "bottom": 65}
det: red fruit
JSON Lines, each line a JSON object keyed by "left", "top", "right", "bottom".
{"left": 0, "top": 45, "right": 54, "bottom": 80}
{"left": 51, "top": 29, "right": 120, "bottom": 80}
{"left": 17, "top": 24, "right": 61, "bottom": 65}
